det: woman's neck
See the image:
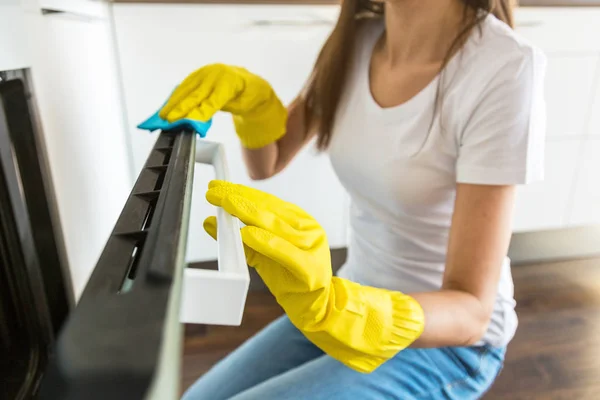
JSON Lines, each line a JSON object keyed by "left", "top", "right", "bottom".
{"left": 382, "top": 0, "right": 468, "bottom": 66}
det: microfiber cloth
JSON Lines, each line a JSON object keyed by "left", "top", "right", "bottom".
{"left": 137, "top": 92, "right": 213, "bottom": 137}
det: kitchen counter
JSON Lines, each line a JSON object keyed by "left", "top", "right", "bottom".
{"left": 112, "top": 0, "right": 600, "bottom": 6}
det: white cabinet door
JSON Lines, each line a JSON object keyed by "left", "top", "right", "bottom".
{"left": 113, "top": 5, "right": 347, "bottom": 262}
{"left": 514, "top": 8, "right": 600, "bottom": 53}
{"left": 112, "top": 4, "right": 338, "bottom": 173}
{"left": 588, "top": 68, "right": 600, "bottom": 137}
{"left": 1, "top": 1, "right": 30, "bottom": 71}
{"left": 512, "top": 8, "right": 600, "bottom": 233}
{"left": 542, "top": 55, "right": 599, "bottom": 138}
{"left": 514, "top": 10, "right": 600, "bottom": 138}
{"left": 512, "top": 140, "right": 581, "bottom": 232}
{"left": 29, "top": 0, "right": 109, "bottom": 18}
{"left": 24, "top": 12, "right": 132, "bottom": 299}
{"left": 568, "top": 138, "right": 600, "bottom": 226}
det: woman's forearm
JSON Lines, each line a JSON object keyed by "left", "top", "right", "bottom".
{"left": 242, "top": 97, "right": 315, "bottom": 180}
{"left": 242, "top": 144, "right": 278, "bottom": 180}
{"left": 409, "top": 290, "right": 491, "bottom": 348}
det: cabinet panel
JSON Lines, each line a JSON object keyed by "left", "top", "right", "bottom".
{"left": 25, "top": 12, "right": 132, "bottom": 299}
{"left": 113, "top": 5, "right": 337, "bottom": 174}
{"left": 588, "top": 68, "right": 600, "bottom": 137}
{"left": 0, "top": 2, "right": 30, "bottom": 71}
{"left": 543, "top": 55, "right": 598, "bottom": 138}
{"left": 29, "top": 0, "right": 109, "bottom": 18}
{"left": 568, "top": 139, "right": 600, "bottom": 226}
{"left": 114, "top": 5, "right": 600, "bottom": 248}
{"left": 514, "top": 8, "right": 600, "bottom": 53}
{"left": 113, "top": 5, "right": 347, "bottom": 262}
{"left": 512, "top": 140, "right": 580, "bottom": 232}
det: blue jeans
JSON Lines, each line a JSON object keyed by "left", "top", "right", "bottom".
{"left": 183, "top": 315, "right": 505, "bottom": 400}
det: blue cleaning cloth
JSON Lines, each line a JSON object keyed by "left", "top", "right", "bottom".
{"left": 137, "top": 90, "right": 213, "bottom": 137}
{"left": 137, "top": 111, "right": 212, "bottom": 137}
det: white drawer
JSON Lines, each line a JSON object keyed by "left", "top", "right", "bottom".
{"left": 113, "top": 4, "right": 338, "bottom": 34}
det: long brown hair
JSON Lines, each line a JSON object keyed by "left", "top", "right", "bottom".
{"left": 304, "top": 0, "right": 515, "bottom": 150}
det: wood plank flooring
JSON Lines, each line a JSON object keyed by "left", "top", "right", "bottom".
{"left": 182, "top": 257, "right": 600, "bottom": 399}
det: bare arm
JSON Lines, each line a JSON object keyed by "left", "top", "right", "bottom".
{"left": 410, "top": 183, "right": 516, "bottom": 347}
{"left": 242, "top": 97, "right": 317, "bottom": 180}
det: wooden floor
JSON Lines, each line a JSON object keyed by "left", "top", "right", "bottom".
{"left": 182, "top": 257, "right": 600, "bottom": 399}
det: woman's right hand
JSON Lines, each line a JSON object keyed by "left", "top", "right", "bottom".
{"left": 159, "top": 64, "right": 287, "bottom": 149}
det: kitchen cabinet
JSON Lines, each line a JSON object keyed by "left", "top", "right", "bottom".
{"left": 511, "top": 8, "right": 600, "bottom": 232}
{"left": 1, "top": 1, "right": 30, "bottom": 71}
{"left": 568, "top": 138, "right": 600, "bottom": 226}
{"left": 24, "top": 11, "right": 132, "bottom": 299}
{"left": 22, "top": 0, "right": 109, "bottom": 18}
{"left": 112, "top": 4, "right": 347, "bottom": 262}
{"left": 588, "top": 74, "right": 600, "bottom": 136}
{"left": 541, "top": 55, "right": 599, "bottom": 138}
{"left": 514, "top": 8, "right": 600, "bottom": 53}
{"left": 512, "top": 140, "right": 581, "bottom": 232}
{"left": 514, "top": 10, "right": 600, "bottom": 140}
{"left": 112, "top": 4, "right": 600, "bottom": 249}
{"left": 112, "top": 4, "right": 338, "bottom": 173}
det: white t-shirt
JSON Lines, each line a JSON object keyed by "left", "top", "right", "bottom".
{"left": 329, "top": 14, "right": 547, "bottom": 347}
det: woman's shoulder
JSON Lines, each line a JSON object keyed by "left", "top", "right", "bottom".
{"left": 463, "top": 14, "right": 547, "bottom": 77}
{"left": 443, "top": 14, "right": 548, "bottom": 142}
{"left": 444, "top": 13, "right": 547, "bottom": 110}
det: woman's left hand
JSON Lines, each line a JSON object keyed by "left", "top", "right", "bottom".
{"left": 204, "top": 180, "right": 425, "bottom": 373}
{"left": 203, "top": 180, "right": 334, "bottom": 329}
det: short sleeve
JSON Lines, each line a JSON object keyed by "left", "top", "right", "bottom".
{"left": 456, "top": 47, "right": 547, "bottom": 185}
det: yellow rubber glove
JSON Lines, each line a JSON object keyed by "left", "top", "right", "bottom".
{"left": 159, "top": 64, "right": 287, "bottom": 149}
{"left": 204, "top": 180, "right": 425, "bottom": 373}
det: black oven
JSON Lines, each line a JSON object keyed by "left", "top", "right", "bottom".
{"left": 0, "top": 69, "right": 72, "bottom": 400}
{"left": 0, "top": 70, "right": 201, "bottom": 400}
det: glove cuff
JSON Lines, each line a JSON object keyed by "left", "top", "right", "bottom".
{"left": 388, "top": 291, "right": 426, "bottom": 347}
{"left": 233, "top": 92, "right": 288, "bottom": 149}
{"left": 294, "top": 278, "right": 426, "bottom": 374}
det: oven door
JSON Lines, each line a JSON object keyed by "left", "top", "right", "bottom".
{"left": 39, "top": 131, "right": 249, "bottom": 400}
{"left": 1, "top": 71, "right": 73, "bottom": 400}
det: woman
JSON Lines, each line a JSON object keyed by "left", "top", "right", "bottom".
{"left": 158, "top": 0, "right": 546, "bottom": 398}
